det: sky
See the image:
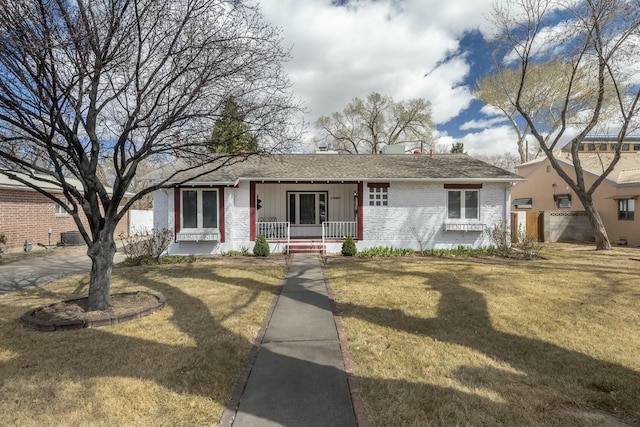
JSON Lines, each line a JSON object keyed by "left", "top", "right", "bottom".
{"left": 257, "top": 0, "right": 515, "bottom": 156}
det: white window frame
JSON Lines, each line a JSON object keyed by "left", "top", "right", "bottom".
{"left": 287, "top": 191, "right": 328, "bottom": 225}
{"left": 180, "top": 189, "right": 218, "bottom": 230}
{"left": 369, "top": 187, "right": 388, "bottom": 206}
{"left": 55, "top": 197, "right": 68, "bottom": 215}
{"left": 447, "top": 190, "right": 479, "bottom": 220}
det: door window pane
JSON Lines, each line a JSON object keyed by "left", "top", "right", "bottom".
{"left": 182, "top": 190, "right": 198, "bottom": 229}
{"left": 289, "top": 194, "right": 296, "bottom": 224}
{"left": 299, "top": 194, "right": 316, "bottom": 224}
{"left": 202, "top": 191, "right": 218, "bottom": 228}
{"left": 319, "top": 193, "right": 327, "bottom": 223}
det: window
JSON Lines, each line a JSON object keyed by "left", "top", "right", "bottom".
{"left": 447, "top": 190, "right": 479, "bottom": 220}
{"left": 369, "top": 187, "right": 388, "bottom": 206}
{"left": 55, "top": 197, "right": 68, "bottom": 215}
{"left": 588, "top": 143, "right": 596, "bottom": 151}
{"left": 599, "top": 143, "right": 607, "bottom": 151}
{"left": 181, "top": 189, "right": 218, "bottom": 229}
{"left": 618, "top": 199, "right": 635, "bottom": 221}
{"left": 554, "top": 193, "right": 572, "bottom": 208}
{"left": 288, "top": 192, "right": 327, "bottom": 225}
{"left": 622, "top": 144, "right": 630, "bottom": 151}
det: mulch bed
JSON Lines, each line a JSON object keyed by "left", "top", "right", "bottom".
{"left": 20, "top": 291, "right": 166, "bottom": 332}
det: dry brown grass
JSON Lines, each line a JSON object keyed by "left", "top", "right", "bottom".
{"left": 0, "top": 258, "right": 284, "bottom": 427}
{"left": 325, "top": 244, "right": 640, "bottom": 426}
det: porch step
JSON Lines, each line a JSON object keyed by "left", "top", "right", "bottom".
{"left": 287, "top": 241, "right": 326, "bottom": 255}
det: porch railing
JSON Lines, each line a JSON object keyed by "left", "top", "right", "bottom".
{"left": 257, "top": 220, "right": 290, "bottom": 242}
{"left": 322, "top": 221, "right": 357, "bottom": 243}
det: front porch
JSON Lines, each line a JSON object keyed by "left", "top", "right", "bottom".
{"left": 256, "top": 220, "right": 357, "bottom": 254}
{"left": 251, "top": 182, "right": 362, "bottom": 250}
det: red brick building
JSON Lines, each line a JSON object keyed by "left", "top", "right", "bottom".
{"left": 0, "top": 174, "right": 129, "bottom": 252}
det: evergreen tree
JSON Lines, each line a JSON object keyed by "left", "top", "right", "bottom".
{"left": 450, "top": 142, "right": 466, "bottom": 154}
{"left": 210, "top": 98, "right": 258, "bottom": 154}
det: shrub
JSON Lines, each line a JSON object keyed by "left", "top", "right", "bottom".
{"left": 513, "top": 225, "right": 542, "bottom": 259}
{"left": 341, "top": 235, "right": 357, "bottom": 256}
{"left": 487, "top": 221, "right": 511, "bottom": 258}
{"left": 121, "top": 228, "right": 173, "bottom": 264}
{"left": 253, "top": 234, "right": 270, "bottom": 257}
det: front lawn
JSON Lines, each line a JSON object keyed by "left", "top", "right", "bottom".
{"left": 0, "top": 259, "right": 283, "bottom": 427}
{"left": 325, "top": 244, "right": 640, "bottom": 426}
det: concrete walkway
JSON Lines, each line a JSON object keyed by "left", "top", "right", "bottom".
{"left": 225, "top": 253, "right": 359, "bottom": 427}
{"left": 0, "top": 247, "right": 125, "bottom": 295}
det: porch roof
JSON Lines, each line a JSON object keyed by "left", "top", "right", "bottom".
{"left": 145, "top": 154, "right": 524, "bottom": 185}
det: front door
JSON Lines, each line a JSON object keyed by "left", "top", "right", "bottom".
{"left": 288, "top": 191, "right": 327, "bottom": 237}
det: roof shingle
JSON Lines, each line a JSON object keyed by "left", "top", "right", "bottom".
{"left": 145, "top": 153, "right": 523, "bottom": 184}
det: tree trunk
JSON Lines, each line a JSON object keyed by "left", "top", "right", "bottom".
{"left": 86, "top": 232, "right": 117, "bottom": 311}
{"left": 582, "top": 198, "right": 612, "bottom": 250}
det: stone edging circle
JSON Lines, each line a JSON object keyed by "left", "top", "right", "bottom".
{"left": 20, "top": 291, "right": 166, "bottom": 332}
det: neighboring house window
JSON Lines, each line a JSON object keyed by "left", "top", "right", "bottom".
{"left": 447, "top": 190, "right": 479, "bottom": 220}
{"left": 599, "top": 143, "right": 607, "bottom": 151}
{"left": 554, "top": 193, "right": 572, "bottom": 208}
{"left": 618, "top": 199, "right": 635, "bottom": 221}
{"left": 588, "top": 143, "right": 596, "bottom": 151}
{"left": 55, "top": 197, "right": 68, "bottom": 215}
{"left": 513, "top": 198, "right": 533, "bottom": 209}
{"left": 369, "top": 187, "right": 388, "bottom": 206}
{"left": 181, "top": 189, "right": 218, "bottom": 229}
{"left": 622, "top": 144, "right": 630, "bottom": 151}
{"left": 634, "top": 144, "right": 640, "bottom": 151}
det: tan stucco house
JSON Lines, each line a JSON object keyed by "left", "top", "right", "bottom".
{"left": 512, "top": 140, "right": 640, "bottom": 245}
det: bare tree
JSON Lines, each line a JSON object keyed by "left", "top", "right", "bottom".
{"left": 0, "top": 0, "right": 300, "bottom": 310}
{"left": 315, "top": 92, "right": 434, "bottom": 154}
{"left": 472, "top": 152, "right": 520, "bottom": 173}
{"left": 489, "top": 0, "right": 640, "bottom": 250}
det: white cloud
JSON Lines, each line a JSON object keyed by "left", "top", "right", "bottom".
{"left": 460, "top": 116, "right": 508, "bottom": 131}
{"left": 437, "top": 125, "right": 519, "bottom": 156}
{"left": 259, "top": 0, "right": 497, "bottom": 137}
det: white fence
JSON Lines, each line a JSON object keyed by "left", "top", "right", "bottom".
{"left": 257, "top": 221, "right": 290, "bottom": 240}
{"left": 322, "top": 221, "right": 357, "bottom": 240}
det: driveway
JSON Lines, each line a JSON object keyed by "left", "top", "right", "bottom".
{"left": 0, "top": 247, "right": 126, "bottom": 295}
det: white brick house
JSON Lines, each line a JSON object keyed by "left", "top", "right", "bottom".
{"left": 147, "top": 153, "right": 523, "bottom": 254}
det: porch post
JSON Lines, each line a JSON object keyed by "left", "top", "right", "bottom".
{"left": 357, "top": 181, "right": 364, "bottom": 240}
{"left": 250, "top": 181, "right": 256, "bottom": 241}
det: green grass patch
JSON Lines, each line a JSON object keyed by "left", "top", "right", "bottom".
{"left": 124, "top": 255, "right": 198, "bottom": 266}
{"left": 356, "top": 246, "right": 415, "bottom": 257}
{"left": 423, "top": 245, "right": 500, "bottom": 257}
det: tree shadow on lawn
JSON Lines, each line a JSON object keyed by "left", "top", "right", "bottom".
{"left": 335, "top": 264, "right": 640, "bottom": 425}
{"left": 0, "top": 267, "right": 283, "bottom": 424}
{"left": 0, "top": 262, "right": 524, "bottom": 427}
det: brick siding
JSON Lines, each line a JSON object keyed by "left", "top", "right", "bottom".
{"left": 0, "top": 188, "right": 129, "bottom": 251}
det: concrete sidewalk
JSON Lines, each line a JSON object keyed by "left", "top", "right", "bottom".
{"left": 224, "top": 253, "right": 360, "bottom": 427}
{"left": 0, "top": 247, "right": 125, "bottom": 295}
